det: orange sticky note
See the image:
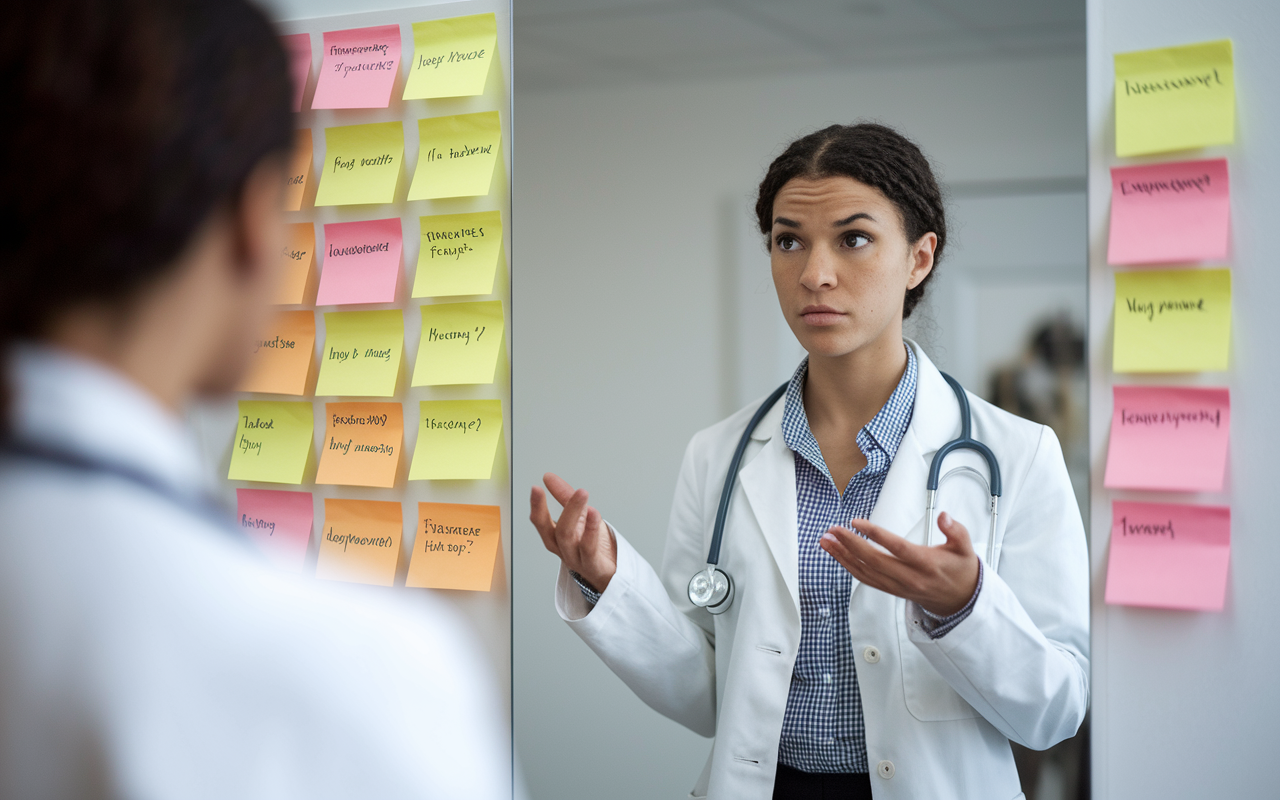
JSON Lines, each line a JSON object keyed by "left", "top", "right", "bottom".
{"left": 316, "top": 498, "right": 402, "bottom": 586}
{"left": 275, "top": 223, "right": 316, "bottom": 305}
{"left": 315, "top": 402, "right": 403, "bottom": 487}
{"left": 406, "top": 502, "right": 501, "bottom": 591}
{"left": 284, "top": 128, "right": 313, "bottom": 211}
{"left": 237, "top": 310, "right": 315, "bottom": 396}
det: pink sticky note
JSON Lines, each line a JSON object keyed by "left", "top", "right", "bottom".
{"left": 1104, "top": 385, "right": 1229, "bottom": 492}
{"left": 311, "top": 25, "right": 401, "bottom": 110}
{"left": 282, "top": 33, "right": 312, "bottom": 113}
{"left": 1107, "top": 158, "right": 1230, "bottom": 265}
{"left": 316, "top": 218, "right": 403, "bottom": 306}
{"left": 1105, "top": 501, "right": 1230, "bottom": 611}
{"left": 236, "top": 488, "right": 313, "bottom": 572}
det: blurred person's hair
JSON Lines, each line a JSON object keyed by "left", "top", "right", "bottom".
{"left": 0, "top": 0, "right": 293, "bottom": 417}
{"left": 754, "top": 122, "right": 947, "bottom": 319}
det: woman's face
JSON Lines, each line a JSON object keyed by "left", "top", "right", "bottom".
{"left": 769, "top": 175, "right": 935, "bottom": 362}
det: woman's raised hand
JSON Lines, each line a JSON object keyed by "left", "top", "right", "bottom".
{"left": 529, "top": 472, "right": 618, "bottom": 593}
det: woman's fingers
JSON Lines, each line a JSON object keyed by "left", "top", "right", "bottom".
{"left": 542, "top": 472, "right": 578, "bottom": 506}
{"left": 936, "top": 511, "right": 975, "bottom": 555}
{"left": 824, "top": 526, "right": 917, "bottom": 587}
{"left": 847, "top": 518, "right": 916, "bottom": 560}
{"left": 528, "top": 486, "right": 562, "bottom": 557}
{"left": 552, "top": 487, "right": 592, "bottom": 556}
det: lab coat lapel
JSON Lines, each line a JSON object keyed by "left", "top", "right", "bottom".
{"left": 737, "top": 408, "right": 801, "bottom": 612}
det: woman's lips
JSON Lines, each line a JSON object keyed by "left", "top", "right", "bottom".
{"left": 800, "top": 305, "right": 844, "bottom": 326}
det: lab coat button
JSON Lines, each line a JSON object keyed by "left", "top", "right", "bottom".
{"left": 876, "top": 760, "right": 895, "bottom": 779}
{"left": 863, "top": 646, "right": 881, "bottom": 664}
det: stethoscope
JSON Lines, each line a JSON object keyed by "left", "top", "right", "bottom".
{"left": 687, "top": 371, "right": 1002, "bottom": 615}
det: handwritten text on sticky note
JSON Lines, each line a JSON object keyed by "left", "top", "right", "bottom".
{"left": 1104, "top": 385, "right": 1229, "bottom": 492}
{"left": 1114, "top": 39, "right": 1234, "bottom": 157}
{"left": 403, "top": 14, "right": 497, "bottom": 100}
{"left": 282, "top": 33, "right": 312, "bottom": 112}
{"left": 315, "top": 402, "right": 404, "bottom": 488}
{"left": 407, "top": 399, "right": 502, "bottom": 480}
{"left": 237, "top": 310, "right": 315, "bottom": 396}
{"left": 1113, "top": 268, "right": 1230, "bottom": 372}
{"left": 236, "top": 488, "right": 313, "bottom": 572}
{"left": 407, "top": 111, "right": 501, "bottom": 200}
{"left": 412, "top": 301, "right": 503, "bottom": 386}
{"left": 406, "top": 502, "right": 501, "bottom": 591}
{"left": 315, "top": 310, "right": 404, "bottom": 397}
{"left": 316, "top": 498, "right": 402, "bottom": 586}
{"left": 311, "top": 25, "right": 402, "bottom": 110}
{"left": 1105, "top": 500, "right": 1230, "bottom": 612}
{"left": 1108, "top": 159, "right": 1229, "bottom": 265}
{"left": 315, "top": 122, "right": 404, "bottom": 207}
{"left": 228, "top": 400, "right": 313, "bottom": 484}
{"left": 283, "top": 128, "right": 312, "bottom": 212}
{"left": 275, "top": 223, "right": 315, "bottom": 305}
{"left": 413, "top": 211, "right": 501, "bottom": 297}
{"left": 317, "top": 218, "right": 402, "bottom": 306}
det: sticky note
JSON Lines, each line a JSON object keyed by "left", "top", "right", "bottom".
{"left": 237, "top": 310, "right": 315, "bottom": 396}
{"left": 275, "top": 223, "right": 315, "bottom": 305}
{"left": 1113, "top": 268, "right": 1230, "bottom": 372}
{"left": 1108, "top": 159, "right": 1229, "bottom": 265}
{"left": 283, "top": 128, "right": 312, "bottom": 211}
{"left": 282, "top": 33, "right": 312, "bottom": 112}
{"left": 316, "top": 498, "right": 402, "bottom": 586}
{"left": 317, "top": 218, "right": 403, "bottom": 306}
{"left": 1105, "top": 501, "right": 1230, "bottom": 612}
{"left": 406, "top": 502, "right": 502, "bottom": 590}
{"left": 315, "top": 310, "right": 404, "bottom": 397}
{"left": 408, "top": 399, "right": 502, "bottom": 480}
{"left": 316, "top": 402, "right": 404, "bottom": 488}
{"left": 1114, "top": 39, "right": 1234, "bottom": 157}
{"left": 315, "top": 122, "right": 404, "bottom": 207}
{"left": 228, "top": 400, "right": 313, "bottom": 484}
{"left": 413, "top": 211, "right": 502, "bottom": 297}
{"left": 407, "top": 112, "right": 501, "bottom": 200}
{"left": 236, "top": 488, "right": 313, "bottom": 572}
{"left": 311, "top": 25, "right": 402, "bottom": 110}
{"left": 1104, "top": 385, "right": 1230, "bottom": 492}
{"left": 412, "top": 301, "right": 503, "bottom": 386}
{"left": 403, "top": 14, "right": 497, "bottom": 100}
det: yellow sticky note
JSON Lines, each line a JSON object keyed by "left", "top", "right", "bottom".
{"left": 407, "top": 112, "right": 501, "bottom": 200}
{"left": 316, "top": 498, "right": 402, "bottom": 586}
{"left": 413, "top": 211, "right": 502, "bottom": 297}
{"left": 315, "top": 310, "right": 404, "bottom": 397}
{"left": 412, "top": 301, "right": 503, "bottom": 386}
{"left": 1114, "top": 268, "right": 1231, "bottom": 372}
{"left": 284, "top": 128, "right": 313, "bottom": 211}
{"left": 403, "top": 14, "right": 498, "bottom": 100}
{"left": 315, "top": 122, "right": 404, "bottom": 206}
{"left": 408, "top": 399, "right": 502, "bottom": 480}
{"left": 1115, "top": 39, "right": 1234, "bottom": 157}
{"left": 228, "top": 400, "right": 313, "bottom": 484}
{"left": 316, "top": 402, "right": 404, "bottom": 488}
{"left": 275, "top": 223, "right": 316, "bottom": 305}
{"left": 237, "top": 310, "right": 315, "bottom": 396}
{"left": 406, "top": 502, "right": 502, "bottom": 591}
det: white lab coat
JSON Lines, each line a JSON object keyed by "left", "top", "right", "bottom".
{"left": 556, "top": 342, "right": 1089, "bottom": 800}
{"left": 0, "top": 345, "right": 510, "bottom": 800}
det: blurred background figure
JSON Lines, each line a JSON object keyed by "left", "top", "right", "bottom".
{"left": 0, "top": 1, "right": 508, "bottom": 797}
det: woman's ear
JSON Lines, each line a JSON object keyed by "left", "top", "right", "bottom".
{"left": 230, "top": 156, "right": 288, "bottom": 287}
{"left": 907, "top": 231, "right": 937, "bottom": 290}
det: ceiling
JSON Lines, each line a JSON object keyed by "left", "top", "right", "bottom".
{"left": 514, "top": 0, "right": 1085, "bottom": 91}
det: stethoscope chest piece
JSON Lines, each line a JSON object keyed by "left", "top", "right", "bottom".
{"left": 688, "top": 566, "right": 734, "bottom": 615}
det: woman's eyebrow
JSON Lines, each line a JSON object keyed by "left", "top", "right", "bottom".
{"left": 773, "top": 216, "right": 801, "bottom": 228}
{"left": 833, "top": 212, "right": 875, "bottom": 226}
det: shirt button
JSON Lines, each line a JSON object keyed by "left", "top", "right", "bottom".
{"left": 877, "top": 760, "right": 895, "bottom": 779}
{"left": 819, "top": 607, "right": 830, "bottom": 617}
{"left": 822, "top": 673, "right": 833, "bottom": 684}
{"left": 863, "top": 646, "right": 881, "bottom": 664}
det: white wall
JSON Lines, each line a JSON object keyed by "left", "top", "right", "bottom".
{"left": 1085, "top": 1, "right": 1280, "bottom": 797}
{"left": 513, "top": 55, "right": 1085, "bottom": 800}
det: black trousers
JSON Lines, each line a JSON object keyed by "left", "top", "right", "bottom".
{"left": 772, "top": 763, "right": 873, "bottom": 800}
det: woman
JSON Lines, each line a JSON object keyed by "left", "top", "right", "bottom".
{"left": 530, "top": 124, "right": 1089, "bottom": 799}
{"left": 0, "top": 1, "right": 507, "bottom": 797}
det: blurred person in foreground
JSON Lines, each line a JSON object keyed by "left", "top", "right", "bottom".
{"left": 0, "top": 1, "right": 509, "bottom": 798}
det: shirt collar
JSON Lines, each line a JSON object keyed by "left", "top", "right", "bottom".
{"left": 781, "top": 343, "right": 918, "bottom": 475}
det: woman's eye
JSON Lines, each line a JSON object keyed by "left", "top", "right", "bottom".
{"left": 843, "top": 233, "right": 870, "bottom": 249}
{"left": 776, "top": 235, "right": 801, "bottom": 251}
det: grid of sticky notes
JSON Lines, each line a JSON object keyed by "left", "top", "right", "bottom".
{"left": 225, "top": 13, "right": 506, "bottom": 591}
{"left": 1103, "top": 39, "right": 1235, "bottom": 612}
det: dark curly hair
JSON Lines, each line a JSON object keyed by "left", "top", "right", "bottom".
{"left": 754, "top": 123, "right": 946, "bottom": 318}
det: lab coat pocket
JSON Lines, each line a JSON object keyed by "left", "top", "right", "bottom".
{"left": 895, "top": 603, "right": 981, "bottom": 721}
